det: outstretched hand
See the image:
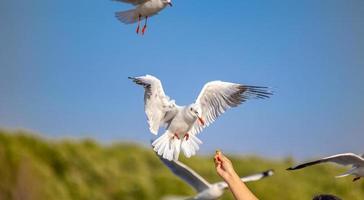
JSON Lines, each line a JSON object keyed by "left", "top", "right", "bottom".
{"left": 214, "top": 150, "right": 239, "bottom": 182}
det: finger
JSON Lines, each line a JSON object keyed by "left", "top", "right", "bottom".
{"left": 214, "top": 155, "right": 219, "bottom": 163}
{"left": 215, "top": 160, "right": 222, "bottom": 168}
{"left": 215, "top": 153, "right": 223, "bottom": 163}
{"left": 220, "top": 153, "right": 230, "bottom": 163}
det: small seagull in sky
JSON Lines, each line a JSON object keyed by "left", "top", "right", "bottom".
{"left": 129, "top": 75, "right": 272, "bottom": 161}
{"left": 113, "top": 0, "right": 172, "bottom": 35}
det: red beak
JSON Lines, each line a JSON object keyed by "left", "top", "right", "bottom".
{"left": 198, "top": 117, "right": 205, "bottom": 126}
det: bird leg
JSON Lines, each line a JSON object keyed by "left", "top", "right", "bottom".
{"left": 184, "top": 133, "right": 190, "bottom": 141}
{"left": 136, "top": 14, "right": 141, "bottom": 34}
{"left": 172, "top": 133, "right": 180, "bottom": 140}
{"left": 353, "top": 177, "right": 361, "bottom": 182}
{"left": 142, "top": 16, "right": 148, "bottom": 35}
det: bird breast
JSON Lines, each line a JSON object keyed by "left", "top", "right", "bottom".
{"left": 168, "top": 109, "right": 196, "bottom": 134}
{"left": 138, "top": 0, "right": 166, "bottom": 16}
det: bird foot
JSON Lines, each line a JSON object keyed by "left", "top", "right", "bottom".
{"left": 172, "top": 133, "right": 180, "bottom": 140}
{"left": 142, "top": 25, "right": 147, "bottom": 35}
{"left": 184, "top": 133, "right": 189, "bottom": 141}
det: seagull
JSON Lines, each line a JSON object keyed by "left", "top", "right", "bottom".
{"left": 129, "top": 74, "right": 272, "bottom": 161}
{"left": 287, "top": 153, "right": 364, "bottom": 182}
{"left": 158, "top": 155, "right": 274, "bottom": 200}
{"left": 114, "top": 0, "right": 172, "bottom": 35}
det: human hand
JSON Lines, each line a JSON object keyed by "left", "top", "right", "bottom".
{"left": 214, "top": 150, "right": 239, "bottom": 182}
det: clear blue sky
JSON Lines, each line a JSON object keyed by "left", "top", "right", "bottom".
{"left": 0, "top": 0, "right": 363, "bottom": 159}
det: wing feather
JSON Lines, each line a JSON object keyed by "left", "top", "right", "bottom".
{"left": 214, "top": 169, "right": 274, "bottom": 189}
{"left": 129, "top": 75, "right": 176, "bottom": 135}
{"left": 287, "top": 153, "right": 364, "bottom": 170}
{"left": 158, "top": 155, "right": 211, "bottom": 192}
{"left": 190, "top": 81, "right": 272, "bottom": 135}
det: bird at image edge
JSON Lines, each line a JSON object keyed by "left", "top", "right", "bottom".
{"left": 114, "top": 0, "right": 172, "bottom": 35}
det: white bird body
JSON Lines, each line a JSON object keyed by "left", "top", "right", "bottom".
{"left": 288, "top": 153, "right": 364, "bottom": 182}
{"left": 137, "top": 0, "right": 167, "bottom": 16}
{"left": 168, "top": 107, "right": 196, "bottom": 136}
{"left": 130, "top": 75, "right": 272, "bottom": 161}
{"left": 158, "top": 154, "right": 274, "bottom": 200}
{"left": 114, "top": 0, "right": 172, "bottom": 34}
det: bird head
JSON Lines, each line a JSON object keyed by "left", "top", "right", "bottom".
{"left": 162, "top": 0, "right": 172, "bottom": 7}
{"left": 189, "top": 104, "right": 204, "bottom": 126}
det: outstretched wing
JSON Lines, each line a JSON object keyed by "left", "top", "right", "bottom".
{"left": 287, "top": 153, "right": 364, "bottom": 170}
{"left": 129, "top": 75, "right": 177, "bottom": 135}
{"left": 215, "top": 169, "right": 274, "bottom": 189}
{"left": 113, "top": 0, "right": 150, "bottom": 6}
{"left": 158, "top": 155, "right": 211, "bottom": 192}
{"left": 190, "top": 81, "right": 272, "bottom": 135}
{"left": 240, "top": 169, "right": 274, "bottom": 182}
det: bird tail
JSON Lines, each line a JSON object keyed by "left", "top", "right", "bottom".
{"left": 152, "top": 131, "right": 181, "bottom": 161}
{"left": 181, "top": 134, "right": 202, "bottom": 158}
{"left": 115, "top": 9, "right": 141, "bottom": 24}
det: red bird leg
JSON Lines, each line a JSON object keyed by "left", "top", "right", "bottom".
{"left": 136, "top": 14, "right": 141, "bottom": 34}
{"left": 184, "top": 133, "right": 190, "bottom": 141}
{"left": 173, "top": 133, "right": 180, "bottom": 140}
{"left": 142, "top": 16, "right": 148, "bottom": 35}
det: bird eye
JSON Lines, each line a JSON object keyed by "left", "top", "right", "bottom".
{"left": 190, "top": 108, "right": 193, "bottom": 111}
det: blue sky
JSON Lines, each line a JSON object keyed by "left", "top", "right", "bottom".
{"left": 0, "top": 0, "right": 363, "bottom": 159}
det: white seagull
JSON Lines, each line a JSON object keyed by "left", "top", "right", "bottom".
{"left": 114, "top": 0, "right": 172, "bottom": 35}
{"left": 158, "top": 155, "right": 274, "bottom": 200}
{"left": 287, "top": 153, "right": 364, "bottom": 182}
{"left": 129, "top": 75, "right": 272, "bottom": 161}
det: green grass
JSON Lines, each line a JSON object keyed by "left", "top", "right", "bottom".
{"left": 0, "top": 129, "right": 363, "bottom": 200}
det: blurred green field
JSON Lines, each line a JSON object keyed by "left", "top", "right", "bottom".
{"left": 0, "top": 129, "right": 363, "bottom": 200}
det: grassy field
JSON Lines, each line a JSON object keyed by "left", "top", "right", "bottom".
{"left": 0, "top": 129, "right": 363, "bottom": 200}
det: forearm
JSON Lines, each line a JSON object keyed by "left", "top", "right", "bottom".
{"left": 225, "top": 172, "right": 258, "bottom": 200}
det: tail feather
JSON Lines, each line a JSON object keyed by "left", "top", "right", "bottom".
{"left": 153, "top": 133, "right": 172, "bottom": 160}
{"left": 115, "top": 9, "right": 142, "bottom": 24}
{"left": 181, "top": 134, "right": 202, "bottom": 158}
{"left": 152, "top": 132, "right": 202, "bottom": 161}
{"left": 152, "top": 132, "right": 178, "bottom": 161}
{"left": 172, "top": 139, "right": 181, "bottom": 161}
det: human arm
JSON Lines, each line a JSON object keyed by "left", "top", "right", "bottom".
{"left": 214, "top": 151, "right": 258, "bottom": 200}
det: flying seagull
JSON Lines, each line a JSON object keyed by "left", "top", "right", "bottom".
{"left": 287, "top": 153, "right": 364, "bottom": 182}
{"left": 158, "top": 155, "right": 274, "bottom": 200}
{"left": 114, "top": 0, "right": 172, "bottom": 35}
{"left": 129, "top": 74, "right": 272, "bottom": 161}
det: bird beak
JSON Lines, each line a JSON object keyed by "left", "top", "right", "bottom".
{"left": 198, "top": 117, "right": 205, "bottom": 126}
{"left": 168, "top": 2, "right": 173, "bottom": 7}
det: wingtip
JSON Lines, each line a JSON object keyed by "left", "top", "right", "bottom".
{"left": 263, "top": 169, "right": 274, "bottom": 177}
{"left": 286, "top": 167, "right": 294, "bottom": 171}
